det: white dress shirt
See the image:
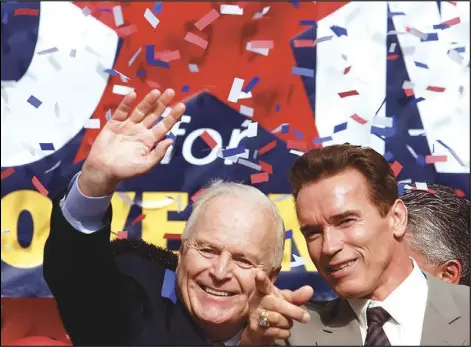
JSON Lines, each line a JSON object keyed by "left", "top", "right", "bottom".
{"left": 348, "top": 258, "right": 428, "bottom": 346}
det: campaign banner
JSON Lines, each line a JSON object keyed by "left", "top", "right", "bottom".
{"left": 1, "top": 1, "right": 469, "bottom": 297}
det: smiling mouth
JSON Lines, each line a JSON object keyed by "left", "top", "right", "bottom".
{"left": 199, "top": 284, "right": 236, "bottom": 297}
{"left": 328, "top": 259, "right": 356, "bottom": 273}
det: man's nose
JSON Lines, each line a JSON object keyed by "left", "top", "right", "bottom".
{"left": 211, "top": 250, "right": 233, "bottom": 280}
{"left": 321, "top": 227, "right": 344, "bottom": 256}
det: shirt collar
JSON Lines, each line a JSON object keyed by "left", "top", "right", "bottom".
{"left": 348, "top": 257, "right": 428, "bottom": 328}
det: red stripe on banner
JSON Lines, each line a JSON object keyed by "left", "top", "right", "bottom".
{"left": 164, "top": 233, "right": 182, "bottom": 240}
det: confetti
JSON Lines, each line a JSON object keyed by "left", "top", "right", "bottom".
{"left": 188, "top": 64, "right": 199, "bottom": 73}
{"left": 294, "top": 129, "right": 304, "bottom": 139}
{"left": 409, "top": 97, "right": 425, "bottom": 105}
{"left": 390, "top": 161, "right": 403, "bottom": 177}
{"left": 45, "top": 161, "right": 61, "bottom": 174}
{"left": 259, "top": 140, "right": 277, "bottom": 155}
{"left": 426, "top": 86, "right": 445, "bottom": 92}
{"left": 289, "top": 150, "right": 305, "bottom": 156}
{"left": 237, "top": 158, "right": 261, "bottom": 171}
{"left": 220, "top": 4, "right": 243, "bottom": 15}
{"left": 447, "top": 49, "right": 464, "bottom": 64}
{"left": 389, "top": 43, "right": 397, "bottom": 53}
{"left": 113, "top": 85, "right": 134, "bottom": 96}
{"left": 32, "top": 176, "right": 48, "bottom": 196}
{"left": 115, "top": 25, "right": 137, "bottom": 37}
{"left": 1, "top": 168, "right": 15, "bottom": 180}
{"left": 414, "top": 61, "right": 429, "bottom": 69}
{"left": 455, "top": 189, "right": 465, "bottom": 197}
{"left": 228, "top": 78, "right": 244, "bottom": 103}
{"left": 253, "top": 6, "right": 270, "bottom": 19}
{"left": 251, "top": 172, "right": 269, "bottom": 184}
{"left": 300, "top": 20, "right": 316, "bottom": 26}
{"left": 153, "top": 2, "right": 163, "bottom": 14}
{"left": 313, "top": 136, "right": 332, "bottom": 145}
{"left": 84, "top": 118, "right": 101, "bottom": 129}
{"left": 70, "top": 49, "right": 76, "bottom": 58}
{"left": 191, "top": 188, "right": 206, "bottom": 203}
{"left": 195, "top": 9, "right": 220, "bottom": 30}
{"left": 246, "top": 122, "right": 258, "bottom": 138}
{"left": 128, "top": 47, "right": 142, "bottom": 67}
{"left": 27, "top": 95, "right": 42, "bottom": 108}
{"left": 184, "top": 32, "right": 208, "bottom": 49}
{"left": 287, "top": 140, "right": 307, "bottom": 151}
{"left": 285, "top": 230, "right": 293, "bottom": 239}
{"left": 407, "top": 27, "right": 427, "bottom": 40}
{"left": 436, "top": 140, "right": 465, "bottom": 166}
{"left": 408, "top": 129, "right": 425, "bottom": 136}
{"left": 258, "top": 160, "right": 273, "bottom": 174}
{"left": 415, "top": 182, "right": 428, "bottom": 191}
{"left": 387, "top": 54, "right": 400, "bottom": 60}
{"left": 240, "top": 105, "right": 254, "bottom": 117}
{"left": 384, "top": 151, "right": 394, "bottom": 162}
{"left": 163, "top": 233, "right": 181, "bottom": 240}
{"left": 292, "top": 67, "right": 314, "bottom": 78}
{"left": 294, "top": 40, "right": 314, "bottom": 48}
{"left": 144, "top": 8, "right": 160, "bottom": 28}
{"left": 113, "top": 5, "right": 124, "bottom": 27}
{"left": 330, "top": 25, "right": 348, "bottom": 37}
{"left": 37, "top": 47, "right": 58, "bottom": 55}
{"left": 315, "top": 36, "right": 334, "bottom": 45}
{"left": 222, "top": 146, "right": 246, "bottom": 158}
{"left": 351, "top": 114, "right": 367, "bottom": 124}
{"left": 425, "top": 155, "right": 447, "bottom": 164}
{"left": 14, "top": 8, "right": 39, "bottom": 16}
{"left": 338, "top": 90, "right": 359, "bottom": 98}
{"left": 333, "top": 122, "right": 348, "bottom": 133}
{"left": 249, "top": 41, "right": 274, "bottom": 49}
{"left": 200, "top": 131, "right": 218, "bottom": 149}
{"left": 242, "top": 76, "right": 260, "bottom": 93}
{"left": 439, "top": 17, "right": 460, "bottom": 27}
{"left": 344, "top": 66, "right": 352, "bottom": 74}
{"left": 131, "top": 214, "right": 146, "bottom": 226}
{"left": 389, "top": 11, "right": 405, "bottom": 17}
{"left": 40, "top": 143, "right": 55, "bottom": 151}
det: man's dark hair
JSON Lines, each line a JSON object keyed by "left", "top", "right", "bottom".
{"left": 289, "top": 144, "right": 398, "bottom": 217}
{"left": 401, "top": 184, "right": 470, "bottom": 285}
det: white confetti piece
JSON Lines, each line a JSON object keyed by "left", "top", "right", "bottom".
{"left": 408, "top": 27, "right": 427, "bottom": 40}
{"left": 220, "top": 4, "right": 243, "bottom": 15}
{"left": 138, "top": 197, "right": 175, "bottom": 209}
{"left": 240, "top": 105, "right": 254, "bottom": 117}
{"left": 448, "top": 49, "right": 464, "bottom": 64}
{"left": 246, "top": 42, "right": 269, "bottom": 56}
{"left": 144, "top": 8, "right": 160, "bottom": 29}
{"left": 241, "top": 119, "right": 252, "bottom": 128}
{"left": 408, "top": 129, "right": 426, "bottom": 136}
{"left": 238, "top": 91, "right": 252, "bottom": 100}
{"left": 253, "top": 150, "right": 258, "bottom": 160}
{"left": 238, "top": 158, "right": 261, "bottom": 171}
{"left": 188, "top": 64, "right": 199, "bottom": 72}
{"left": 113, "top": 5, "right": 124, "bottom": 27}
{"left": 389, "top": 42, "right": 397, "bottom": 53}
{"left": 415, "top": 182, "right": 428, "bottom": 191}
{"left": 253, "top": 6, "right": 270, "bottom": 19}
{"left": 112, "top": 85, "right": 134, "bottom": 96}
{"left": 128, "top": 47, "right": 141, "bottom": 67}
{"left": 246, "top": 122, "right": 258, "bottom": 138}
{"left": 45, "top": 161, "right": 61, "bottom": 174}
{"left": 289, "top": 149, "right": 304, "bottom": 156}
{"left": 117, "top": 192, "right": 135, "bottom": 206}
{"left": 402, "top": 80, "right": 415, "bottom": 89}
{"left": 228, "top": 78, "right": 244, "bottom": 103}
{"left": 406, "top": 145, "right": 419, "bottom": 159}
{"left": 161, "top": 107, "right": 172, "bottom": 118}
{"left": 84, "top": 118, "right": 101, "bottom": 129}
{"left": 372, "top": 117, "right": 393, "bottom": 128}
{"left": 106, "top": 109, "right": 112, "bottom": 121}
{"left": 272, "top": 194, "right": 291, "bottom": 202}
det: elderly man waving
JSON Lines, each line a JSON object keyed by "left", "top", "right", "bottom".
{"left": 43, "top": 89, "right": 312, "bottom": 346}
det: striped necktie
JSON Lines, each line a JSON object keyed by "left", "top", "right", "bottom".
{"left": 364, "top": 306, "right": 391, "bottom": 346}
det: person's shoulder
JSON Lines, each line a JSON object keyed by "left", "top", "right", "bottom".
{"left": 304, "top": 298, "right": 343, "bottom": 318}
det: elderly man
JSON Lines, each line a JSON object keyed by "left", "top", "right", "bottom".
{"left": 401, "top": 183, "right": 470, "bottom": 285}
{"left": 242, "top": 144, "right": 469, "bottom": 346}
{"left": 43, "top": 89, "right": 311, "bottom": 346}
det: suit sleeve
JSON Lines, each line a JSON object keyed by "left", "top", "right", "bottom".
{"left": 43, "top": 189, "right": 145, "bottom": 346}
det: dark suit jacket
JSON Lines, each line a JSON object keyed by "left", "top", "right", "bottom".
{"left": 283, "top": 272, "right": 470, "bottom": 346}
{"left": 43, "top": 190, "right": 210, "bottom": 346}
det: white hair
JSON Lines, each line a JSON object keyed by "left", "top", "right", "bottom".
{"left": 181, "top": 179, "right": 285, "bottom": 270}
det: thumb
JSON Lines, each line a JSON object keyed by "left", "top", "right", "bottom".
{"left": 291, "top": 285, "right": 314, "bottom": 306}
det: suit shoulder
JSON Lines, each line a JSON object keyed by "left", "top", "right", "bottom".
{"left": 447, "top": 282, "right": 470, "bottom": 311}
{"left": 305, "top": 298, "right": 340, "bottom": 315}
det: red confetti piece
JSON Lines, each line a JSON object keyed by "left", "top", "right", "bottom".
{"left": 191, "top": 188, "right": 206, "bottom": 203}
{"left": 426, "top": 86, "right": 446, "bottom": 92}
{"left": 404, "top": 88, "right": 414, "bottom": 97}
{"left": 32, "top": 176, "right": 48, "bottom": 196}
{"left": 117, "top": 231, "right": 128, "bottom": 240}
{"left": 115, "top": 25, "right": 137, "bottom": 37}
{"left": 412, "top": 187, "right": 436, "bottom": 195}
{"left": 448, "top": 1, "right": 457, "bottom": 5}
{"left": 387, "top": 54, "right": 400, "bottom": 60}
{"left": 164, "top": 233, "right": 182, "bottom": 240}
{"left": 287, "top": 140, "right": 308, "bottom": 151}
{"left": 200, "top": 131, "right": 217, "bottom": 149}
{"left": 425, "top": 155, "right": 448, "bottom": 164}
{"left": 130, "top": 214, "right": 146, "bottom": 226}
{"left": 250, "top": 40, "right": 274, "bottom": 49}
{"left": 344, "top": 66, "right": 352, "bottom": 75}
{"left": 184, "top": 32, "right": 208, "bottom": 49}
{"left": 338, "top": 90, "right": 359, "bottom": 98}
{"left": 390, "top": 161, "right": 403, "bottom": 177}
{"left": 441, "top": 17, "right": 460, "bottom": 26}
{"left": 258, "top": 140, "right": 277, "bottom": 155}
{"left": 351, "top": 114, "right": 367, "bottom": 124}
{"left": 294, "top": 40, "right": 315, "bottom": 48}
{"left": 250, "top": 172, "right": 269, "bottom": 184}
{"left": 258, "top": 160, "right": 273, "bottom": 174}
{"left": 455, "top": 189, "right": 465, "bottom": 197}
{"left": 155, "top": 50, "right": 181, "bottom": 62}
{"left": 146, "top": 80, "right": 161, "bottom": 89}
{"left": 194, "top": 9, "right": 220, "bottom": 31}
{"left": 1, "top": 168, "right": 15, "bottom": 180}
{"left": 14, "top": 8, "right": 39, "bottom": 16}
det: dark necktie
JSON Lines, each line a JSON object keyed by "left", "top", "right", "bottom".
{"left": 364, "top": 306, "right": 391, "bottom": 346}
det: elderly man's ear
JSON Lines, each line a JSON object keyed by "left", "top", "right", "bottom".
{"left": 435, "top": 260, "right": 462, "bottom": 285}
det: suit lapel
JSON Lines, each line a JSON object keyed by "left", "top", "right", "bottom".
{"left": 421, "top": 273, "right": 463, "bottom": 346}
{"left": 315, "top": 300, "right": 362, "bottom": 346}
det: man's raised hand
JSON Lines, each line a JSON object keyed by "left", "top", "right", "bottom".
{"left": 79, "top": 89, "right": 185, "bottom": 197}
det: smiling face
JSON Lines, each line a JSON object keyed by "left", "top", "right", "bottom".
{"left": 176, "top": 194, "right": 277, "bottom": 340}
{"left": 296, "top": 169, "right": 408, "bottom": 300}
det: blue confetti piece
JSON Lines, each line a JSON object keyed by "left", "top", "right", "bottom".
{"left": 103, "top": 68, "right": 118, "bottom": 76}
{"left": 70, "top": 49, "right": 77, "bottom": 58}
{"left": 454, "top": 47, "right": 465, "bottom": 53}
{"left": 136, "top": 70, "right": 146, "bottom": 77}
{"left": 384, "top": 151, "right": 394, "bottom": 162}
{"left": 154, "top": 2, "right": 163, "bottom": 14}
{"left": 433, "top": 23, "right": 450, "bottom": 30}
{"left": 181, "top": 85, "right": 190, "bottom": 93}
{"left": 398, "top": 183, "right": 405, "bottom": 196}
{"left": 409, "top": 97, "right": 425, "bottom": 105}
{"left": 388, "top": 11, "right": 405, "bottom": 17}
{"left": 161, "top": 269, "right": 177, "bottom": 303}
{"left": 370, "top": 126, "right": 396, "bottom": 138}
{"left": 294, "top": 129, "right": 304, "bottom": 139}
{"left": 313, "top": 136, "right": 332, "bottom": 145}
{"left": 416, "top": 155, "right": 426, "bottom": 166}
{"left": 285, "top": 230, "right": 293, "bottom": 239}
{"left": 145, "top": 45, "right": 170, "bottom": 68}
{"left": 300, "top": 20, "right": 316, "bottom": 26}
{"left": 242, "top": 76, "right": 260, "bottom": 93}
{"left": 275, "top": 104, "right": 281, "bottom": 112}
{"left": 222, "top": 146, "right": 246, "bottom": 158}
{"left": 414, "top": 61, "right": 429, "bottom": 69}
{"left": 333, "top": 122, "right": 348, "bottom": 133}
{"left": 27, "top": 95, "right": 42, "bottom": 108}
{"left": 40, "top": 143, "right": 55, "bottom": 151}
{"left": 292, "top": 66, "right": 315, "bottom": 78}
{"left": 290, "top": 0, "right": 300, "bottom": 8}
{"left": 421, "top": 33, "right": 438, "bottom": 42}
{"left": 437, "top": 140, "right": 465, "bottom": 166}
{"left": 37, "top": 47, "right": 58, "bottom": 55}
{"left": 98, "top": 8, "right": 111, "bottom": 12}
{"left": 154, "top": 60, "right": 170, "bottom": 68}
{"left": 374, "top": 97, "right": 387, "bottom": 116}
{"left": 281, "top": 124, "right": 290, "bottom": 134}
{"left": 330, "top": 25, "right": 348, "bottom": 37}
{"left": 166, "top": 133, "right": 176, "bottom": 142}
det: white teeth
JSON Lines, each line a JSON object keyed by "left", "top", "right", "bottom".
{"left": 204, "top": 287, "right": 230, "bottom": 296}
{"left": 331, "top": 260, "right": 355, "bottom": 272}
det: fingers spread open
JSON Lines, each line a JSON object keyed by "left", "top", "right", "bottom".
{"left": 112, "top": 91, "right": 137, "bottom": 121}
{"left": 129, "top": 89, "right": 161, "bottom": 123}
{"left": 151, "top": 102, "right": 185, "bottom": 140}
{"left": 142, "top": 89, "right": 176, "bottom": 128}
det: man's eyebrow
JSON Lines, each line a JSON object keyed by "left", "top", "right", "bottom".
{"left": 329, "top": 210, "right": 361, "bottom": 224}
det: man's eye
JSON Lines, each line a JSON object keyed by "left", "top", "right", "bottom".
{"left": 235, "top": 258, "right": 253, "bottom": 268}
{"left": 341, "top": 218, "right": 356, "bottom": 226}
{"left": 199, "top": 248, "right": 216, "bottom": 256}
